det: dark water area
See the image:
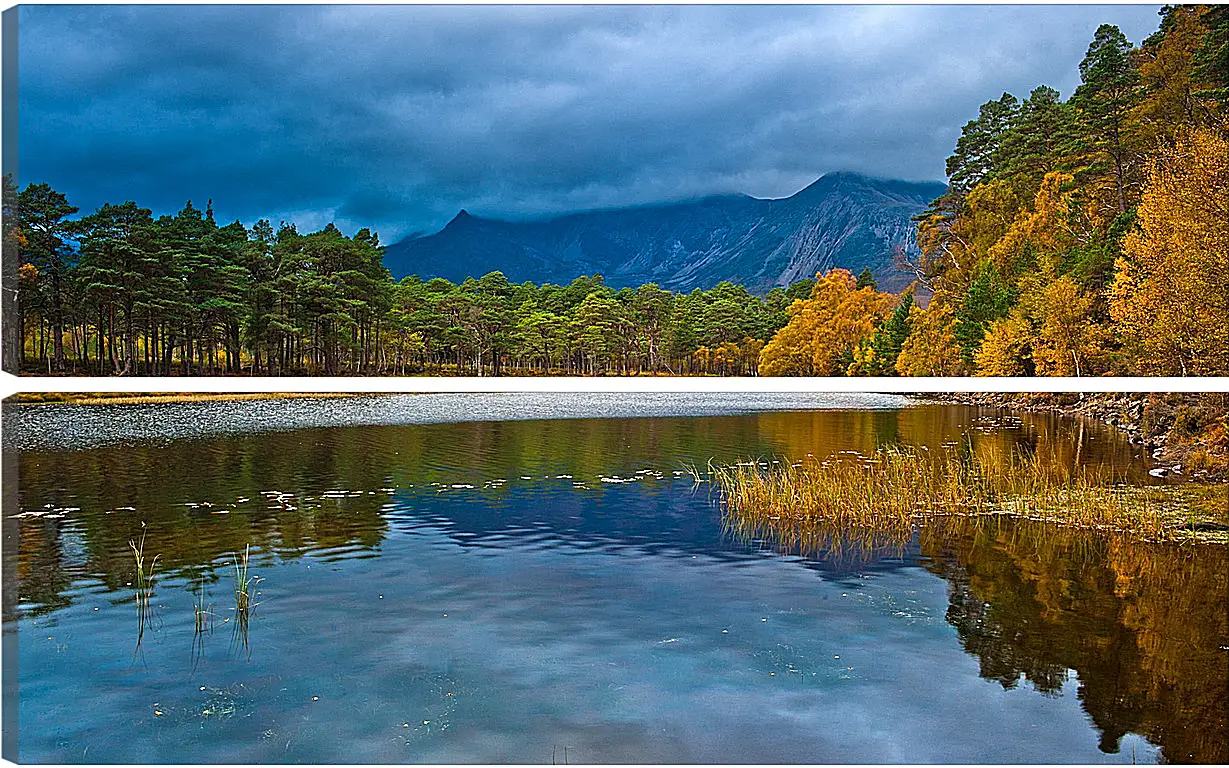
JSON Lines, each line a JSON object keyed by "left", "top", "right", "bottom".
{"left": 3, "top": 394, "right": 1226, "bottom": 763}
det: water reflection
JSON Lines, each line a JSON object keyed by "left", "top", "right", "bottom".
{"left": 722, "top": 490, "right": 1228, "bottom": 763}
{"left": 11, "top": 405, "right": 1149, "bottom": 613}
{"left": 924, "top": 522, "right": 1228, "bottom": 763}
{"left": 6, "top": 401, "right": 1225, "bottom": 763}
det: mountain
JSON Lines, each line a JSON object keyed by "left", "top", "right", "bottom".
{"left": 382, "top": 171, "right": 948, "bottom": 294}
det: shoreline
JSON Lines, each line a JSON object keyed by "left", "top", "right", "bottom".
{"left": 5, "top": 392, "right": 375, "bottom": 406}
{"left": 915, "top": 392, "right": 1229, "bottom": 481}
{"left": 10, "top": 390, "right": 1228, "bottom": 482}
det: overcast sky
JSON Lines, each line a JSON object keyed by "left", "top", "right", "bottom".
{"left": 16, "top": 4, "right": 1163, "bottom": 243}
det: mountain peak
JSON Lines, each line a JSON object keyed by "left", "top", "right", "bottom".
{"left": 821, "top": 170, "right": 869, "bottom": 181}
{"left": 385, "top": 172, "right": 941, "bottom": 293}
{"left": 442, "top": 209, "right": 476, "bottom": 230}
{"left": 790, "top": 171, "right": 947, "bottom": 204}
{"left": 786, "top": 171, "right": 873, "bottom": 198}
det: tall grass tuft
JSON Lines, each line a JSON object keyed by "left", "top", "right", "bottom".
{"left": 714, "top": 445, "right": 1184, "bottom": 553}
{"left": 193, "top": 578, "right": 213, "bottom": 634}
{"left": 230, "top": 545, "right": 260, "bottom": 659}
{"left": 128, "top": 524, "right": 161, "bottom": 650}
{"left": 232, "top": 544, "right": 259, "bottom": 617}
{"left": 129, "top": 526, "right": 160, "bottom": 616}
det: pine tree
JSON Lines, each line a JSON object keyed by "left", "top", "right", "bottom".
{"left": 1071, "top": 24, "right": 1142, "bottom": 215}
{"left": 946, "top": 92, "right": 1020, "bottom": 195}
{"left": 17, "top": 183, "right": 78, "bottom": 371}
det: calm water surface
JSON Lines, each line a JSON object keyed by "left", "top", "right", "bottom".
{"left": 4, "top": 394, "right": 1226, "bottom": 763}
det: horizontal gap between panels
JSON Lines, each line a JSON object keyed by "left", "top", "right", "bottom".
{"left": 2, "top": 375, "right": 1228, "bottom": 400}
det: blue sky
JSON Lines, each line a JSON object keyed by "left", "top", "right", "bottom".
{"left": 16, "top": 4, "right": 1163, "bottom": 243}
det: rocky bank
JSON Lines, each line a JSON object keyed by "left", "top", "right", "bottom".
{"left": 919, "top": 392, "right": 1229, "bottom": 481}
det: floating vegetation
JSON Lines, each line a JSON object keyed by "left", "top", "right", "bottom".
{"left": 14, "top": 504, "right": 80, "bottom": 519}
{"left": 714, "top": 445, "right": 1229, "bottom": 550}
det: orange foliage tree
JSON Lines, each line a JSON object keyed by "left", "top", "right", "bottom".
{"left": 1110, "top": 126, "right": 1229, "bottom": 375}
{"left": 975, "top": 313, "right": 1034, "bottom": 376}
{"left": 895, "top": 302, "right": 966, "bottom": 376}
{"left": 758, "top": 269, "right": 897, "bottom": 375}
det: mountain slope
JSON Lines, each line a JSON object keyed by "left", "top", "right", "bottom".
{"left": 382, "top": 171, "right": 947, "bottom": 293}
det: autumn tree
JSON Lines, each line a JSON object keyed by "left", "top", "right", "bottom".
{"left": 1132, "top": 6, "right": 1210, "bottom": 144}
{"left": 896, "top": 302, "right": 966, "bottom": 376}
{"left": 758, "top": 269, "right": 896, "bottom": 376}
{"left": 1032, "top": 274, "right": 1110, "bottom": 376}
{"left": 974, "top": 313, "right": 1035, "bottom": 376}
{"left": 1110, "top": 126, "right": 1229, "bottom": 375}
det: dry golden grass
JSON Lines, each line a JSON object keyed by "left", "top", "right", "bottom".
{"left": 713, "top": 445, "right": 1228, "bottom": 548}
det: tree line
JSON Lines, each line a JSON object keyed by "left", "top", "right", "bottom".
{"left": 4, "top": 186, "right": 823, "bottom": 375}
{"left": 6, "top": 6, "right": 1227, "bottom": 376}
{"left": 760, "top": 5, "right": 1227, "bottom": 378}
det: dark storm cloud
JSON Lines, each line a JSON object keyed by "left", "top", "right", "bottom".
{"left": 17, "top": 4, "right": 1163, "bottom": 242}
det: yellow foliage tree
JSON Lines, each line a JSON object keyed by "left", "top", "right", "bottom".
{"left": 1131, "top": 6, "right": 1212, "bottom": 144}
{"left": 1032, "top": 275, "right": 1110, "bottom": 376}
{"left": 693, "top": 346, "right": 712, "bottom": 373}
{"left": 758, "top": 269, "right": 896, "bottom": 375}
{"left": 1110, "top": 127, "right": 1229, "bottom": 375}
{"left": 895, "top": 302, "right": 966, "bottom": 376}
{"left": 987, "top": 172, "right": 1078, "bottom": 274}
{"left": 975, "top": 313, "right": 1034, "bottom": 376}
{"left": 916, "top": 180, "right": 1024, "bottom": 302}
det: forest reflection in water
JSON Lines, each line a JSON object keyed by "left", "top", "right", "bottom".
{"left": 724, "top": 506, "right": 1228, "bottom": 764}
{"left": 7, "top": 400, "right": 1227, "bottom": 763}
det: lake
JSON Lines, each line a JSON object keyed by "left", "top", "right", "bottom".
{"left": 3, "top": 393, "right": 1226, "bottom": 763}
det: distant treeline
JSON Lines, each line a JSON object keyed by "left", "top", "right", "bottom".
{"left": 5, "top": 6, "right": 1227, "bottom": 377}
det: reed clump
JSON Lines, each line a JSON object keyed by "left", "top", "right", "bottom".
{"left": 129, "top": 527, "right": 161, "bottom": 615}
{"left": 229, "top": 545, "right": 261, "bottom": 660}
{"left": 128, "top": 525, "right": 161, "bottom": 650}
{"left": 714, "top": 445, "right": 1200, "bottom": 547}
{"left": 232, "top": 545, "right": 259, "bottom": 618}
{"left": 193, "top": 580, "right": 213, "bottom": 634}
